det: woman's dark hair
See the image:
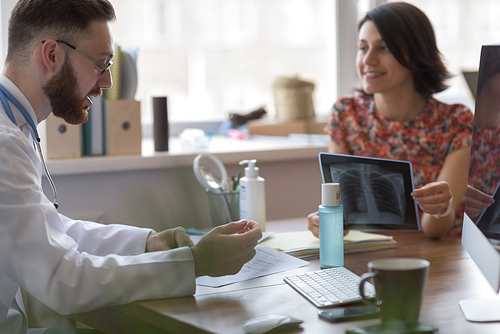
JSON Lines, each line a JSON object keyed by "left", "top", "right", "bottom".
{"left": 358, "top": 2, "right": 450, "bottom": 97}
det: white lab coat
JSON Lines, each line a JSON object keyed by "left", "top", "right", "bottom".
{"left": 0, "top": 76, "right": 196, "bottom": 333}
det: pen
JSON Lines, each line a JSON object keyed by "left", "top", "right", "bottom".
{"left": 233, "top": 171, "right": 241, "bottom": 191}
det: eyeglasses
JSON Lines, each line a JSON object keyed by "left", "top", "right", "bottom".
{"left": 41, "top": 40, "right": 113, "bottom": 75}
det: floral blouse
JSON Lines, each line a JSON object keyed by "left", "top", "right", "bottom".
{"left": 328, "top": 92, "right": 473, "bottom": 234}
{"left": 328, "top": 92, "right": 473, "bottom": 188}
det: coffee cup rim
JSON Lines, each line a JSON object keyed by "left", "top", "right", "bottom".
{"left": 367, "top": 257, "right": 429, "bottom": 271}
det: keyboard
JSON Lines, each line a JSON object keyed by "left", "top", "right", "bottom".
{"left": 283, "top": 267, "right": 376, "bottom": 308}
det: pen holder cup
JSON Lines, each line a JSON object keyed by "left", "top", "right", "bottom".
{"left": 207, "top": 189, "right": 240, "bottom": 227}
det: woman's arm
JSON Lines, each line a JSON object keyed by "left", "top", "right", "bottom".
{"left": 329, "top": 141, "right": 350, "bottom": 154}
{"left": 411, "top": 146, "right": 471, "bottom": 238}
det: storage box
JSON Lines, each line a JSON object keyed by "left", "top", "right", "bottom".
{"left": 104, "top": 100, "right": 142, "bottom": 156}
{"left": 39, "top": 113, "right": 82, "bottom": 160}
{"left": 247, "top": 118, "right": 328, "bottom": 136}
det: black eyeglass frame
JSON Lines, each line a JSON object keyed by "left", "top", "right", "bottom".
{"left": 41, "top": 39, "right": 113, "bottom": 75}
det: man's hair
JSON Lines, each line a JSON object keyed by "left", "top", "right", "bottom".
{"left": 358, "top": 2, "right": 450, "bottom": 97}
{"left": 6, "top": 0, "right": 116, "bottom": 66}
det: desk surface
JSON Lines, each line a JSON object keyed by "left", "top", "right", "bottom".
{"left": 73, "top": 218, "right": 500, "bottom": 334}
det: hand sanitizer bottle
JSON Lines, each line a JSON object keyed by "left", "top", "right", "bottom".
{"left": 319, "top": 183, "right": 343, "bottom": 268}
{"left": 239, "top": 159, "right": 266, "bottom": 231}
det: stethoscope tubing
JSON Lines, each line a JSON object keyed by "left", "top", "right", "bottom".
{"left": 0, "top": 83, "right": 59, "bottom": 209}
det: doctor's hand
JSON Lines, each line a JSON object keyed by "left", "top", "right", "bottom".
{"left": 411, "top": 181, "right": 453, "bottom": 217}
{"left": 464, "top": 184, "right": 495, "bottom": 221}
{"left": 146, "top": 227, "right": 194, "bottom": 252}
{"left": 307, "top": 211, "right": 348, "bottom": 238}
{"left": 190, "top": 220, "right": 262, "bottom": 277}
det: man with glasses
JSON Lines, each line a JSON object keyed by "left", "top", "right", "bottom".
{"left": 0, "top": 1, "right": 262, "bottom": 333}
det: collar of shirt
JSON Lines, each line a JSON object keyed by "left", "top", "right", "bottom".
{"left": 0, "top": 74, "right": 39, "bottom": 141}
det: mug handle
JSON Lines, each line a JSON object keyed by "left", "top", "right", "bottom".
{"left": 359, "top": 272, "right": 377, "bottom": 306}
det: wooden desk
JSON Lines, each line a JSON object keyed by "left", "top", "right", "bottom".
{"left": 72, "top": 219, "right": 500, "bottom": 334}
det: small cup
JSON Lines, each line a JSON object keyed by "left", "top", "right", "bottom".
{"left": 359, "top": 258, "right": 429, "bottom": 326}
{"left": 206, "top": 190, "right": 239, "bottom": 227}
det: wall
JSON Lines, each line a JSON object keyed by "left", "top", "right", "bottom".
{"left": 44, "top": 151, "right": 324, "bottom": 232}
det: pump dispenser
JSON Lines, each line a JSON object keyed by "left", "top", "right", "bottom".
{"left": 319, "top": 183, "right": 343, "bottom": 268}
{"left": 238, "top": 159, "right": 266, "bottom": 231}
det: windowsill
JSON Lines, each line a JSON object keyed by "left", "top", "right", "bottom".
{"left": 46, "top": 135, "right": 329, "bottom": 176}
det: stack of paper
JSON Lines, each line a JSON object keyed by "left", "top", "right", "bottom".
{"left": 258, "top": 230, "right": 396, "bottom": 260}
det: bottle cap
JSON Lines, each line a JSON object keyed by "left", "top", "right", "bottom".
{"left": 239, "top": 159, "right": 259, "bottom": 178}
{"left": 322, "top": 183, "right": 340, "bottom": 206}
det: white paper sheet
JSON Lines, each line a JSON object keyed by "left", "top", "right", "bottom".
{"left": 196, "top": 245, "right": 309, "bottom": 287}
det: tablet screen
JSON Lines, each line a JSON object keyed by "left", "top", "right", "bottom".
{"left": 476, "top": 182, "right": 500, "bottom": 240}
{"left": 318, "top": 152, "right": 421, "bottom": 231}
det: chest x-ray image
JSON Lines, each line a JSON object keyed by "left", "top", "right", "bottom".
{"left": 330, "top": 163, "right": 406, "bottom": 227}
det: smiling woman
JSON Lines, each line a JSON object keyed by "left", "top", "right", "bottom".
{"left": 307, "top": 1, "right": 473, "bottom": 240}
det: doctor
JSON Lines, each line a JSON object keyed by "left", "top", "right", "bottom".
{"left": 0, "top": 0, "right": 262, "bottom": 333}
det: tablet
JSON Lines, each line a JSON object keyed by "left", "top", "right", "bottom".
{"left": 475, "top": 182, "right": 500, "bottom": 240}
{"left": 318, "top": 152, "right": 421, "bottom": 231}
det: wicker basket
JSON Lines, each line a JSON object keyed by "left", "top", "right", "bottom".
{"left": 273, "top": 76, "right": 315, "bottom": 122}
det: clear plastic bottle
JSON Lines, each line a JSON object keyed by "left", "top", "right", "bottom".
{"left": 238, "top": 159, "right": 266, "bottom": 231}
{"left": 319, "top": 183, "right": 344, "bottom": 268}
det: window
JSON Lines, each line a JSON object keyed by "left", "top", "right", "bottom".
{"left": 2, "top": 0, "right": 490, "bottom": 125}
{"left": 110, "top": 0, "right": 338, "bottom": 129}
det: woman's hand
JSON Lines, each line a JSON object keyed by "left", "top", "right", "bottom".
{"left": 411, "top": 181, "right": 453, "bottom": 217}
{"left": 307, "top": 210, "right": 348, "bottom": 238}
{"left": 464, "top": 184, "right": 495, "bottom": 221}
{"left": 307, "top": 211, "right": 320, "bottom": 238}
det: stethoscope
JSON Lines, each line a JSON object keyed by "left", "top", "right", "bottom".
{"left": 0, "top": 83, "right": 59, "bottom": 209}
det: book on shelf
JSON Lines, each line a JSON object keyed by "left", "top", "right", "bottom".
{"left": 82, "top": 95, "right": 104, "bottom": 156}
{"left": 258, "top": 230, "right": 396, "bottom": 260}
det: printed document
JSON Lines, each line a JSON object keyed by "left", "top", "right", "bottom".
{"left": 196, "top": 245, "right": 309, "bottom": 288}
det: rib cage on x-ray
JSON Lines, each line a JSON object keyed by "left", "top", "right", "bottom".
{"left": 330, "top": 163, "right": 406, "bottom": 225}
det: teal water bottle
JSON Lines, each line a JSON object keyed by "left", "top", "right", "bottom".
{"left": 319, "top": 183, "right": 344, "bottom": 268}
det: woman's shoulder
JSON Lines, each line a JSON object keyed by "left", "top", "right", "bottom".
{"left": 335, "top": 92, "right": 373, "bottom": 111}
{"left": 424, "top": 98, "right": 473, "bottom": 127}
{"left": 429, "top": 98, "right": 473, "bottom": 117}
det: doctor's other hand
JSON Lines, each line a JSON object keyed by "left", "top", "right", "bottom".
{"left": 191, "top": 220, "right": 262, "bottom": 277}
{"left": 464, "top": 184, "right": 495, "bottom": 221}
{"left": 146, "top": 226, "right": 194, "bottom": 252}
{"left": 307, "top": 211, "right": 348, "bottom": 238}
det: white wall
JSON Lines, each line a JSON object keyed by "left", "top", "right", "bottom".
{"left": 0, "top": 0, "right": 16, "bottom": 64}
{"left": 336, "top": 0, "right": 360, "bottom": 96}
{"left": 44, "top": 155, "right": 324, "bottom": 232}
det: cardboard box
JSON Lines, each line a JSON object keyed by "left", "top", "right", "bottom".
{"left": 247, "top": 118, "right": 328, "bottom": 136}
{"left": 39, "top": 113, "right": 82, "bottom": 160}
{"left": 104, "top": 100, "right": 142, "bottom": 156}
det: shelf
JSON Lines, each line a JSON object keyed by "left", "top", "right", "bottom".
{"left": 46, "top": 135, "right": 329, "bottom": 176}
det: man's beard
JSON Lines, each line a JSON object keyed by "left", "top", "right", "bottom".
{"left": 43, "top": 58, "right": 99, "bottom": 125}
